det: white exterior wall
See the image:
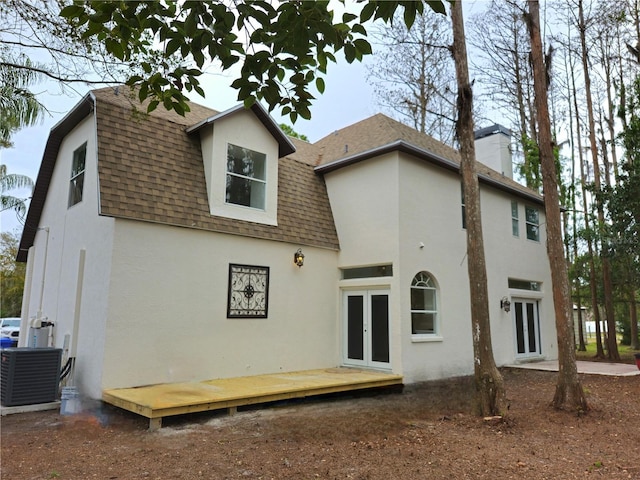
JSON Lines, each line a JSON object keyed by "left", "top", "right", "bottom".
{"left": 325, "top": 152, "right": 556, "bottom": 384}
{"left": 23, "top": 104, "right": 555, "bottom": 399}
{"left": 397, "top": 156, "right": 472, "bottom": 382}
{"left": 398, "top": 155, "right": 555, "bottom": 382}
{"left": 100, "top": 220, "right": 340, "bottom": 390}
{"left": 200, "top": 110, "right": 279, "bottom": 226}
{"left": 482, "top": 190, "right": 556, "bottom": 366}
{"left": 22, "top": 113, "right": 115, "bottom": 399}
{"left": 324, "top": 155, "right": 403, "bottom": 374}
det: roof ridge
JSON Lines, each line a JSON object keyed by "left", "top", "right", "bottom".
{"left": 91, "top": 85, "right": 218, "bottom": 127}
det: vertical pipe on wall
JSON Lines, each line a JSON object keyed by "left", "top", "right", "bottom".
{"left": 18, "top": 246, "right": 36, "bottom": 347}
{"left": 36, "top": 226, "right": 50, "bottom": 320}
{"left": 68, "top": 249, "right": 86, "bottom": 385}
{"left": 71, "top": 249, "right": 85, "bottom": 358}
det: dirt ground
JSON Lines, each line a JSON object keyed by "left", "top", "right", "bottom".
{"left": 2, "top": 368, "right": 639, "bottom": 480}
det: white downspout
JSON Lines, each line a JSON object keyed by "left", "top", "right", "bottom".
{"left": 36, "top": 226, "right": 50, "bottom": 321}
{"left": 68, "top": 249, "right": 86, "bottom": 384}
{"left": 18, "top": 246, "right": 36, "bottom": 347}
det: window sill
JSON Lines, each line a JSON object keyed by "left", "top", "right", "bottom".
{"left": 411, "top": 335, "right": 443, "bottom": 343}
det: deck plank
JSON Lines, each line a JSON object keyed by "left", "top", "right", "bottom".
{"left": 103, "top": 368, "right": 403, "bottom": 426}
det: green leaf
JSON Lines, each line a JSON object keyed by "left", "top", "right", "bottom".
{"left": 360, "top": 2, "right": 376, "bottom": 23}
{"left": 315, "top": 77, "right": 325, "bottom": 94}
{"left": 342, "top": 12, "right": 357, "bottom": 23}
{"left": 297, "top": 104, "right": 311, "bottom": 120}
{"left": 404, "top": 5, "right": 417, "bottom": 29}
{"left": 173, "top": 101, "right": 185, "bottom": 116}
{"left": 105, "top": 38, "right": 125, "bottom": 60}
{"left": 243, "top": 95, "right": 256, "bottom": 108}
{"left": 165, "top": 38, "right": 182, "bottom": 56}
{"left": 184, "top": 11, "right": 198, "bottom": 37}
{"left": 194, "top": 84, "right": 205, "bottom": 97}
{"left": 427, "top": 1, "right": 447, "bottom": 15}
{"left": 59, "top": 4, "right": 84, "bottom": 19}
{"left": 353, "top": 38, "right": 372, "bottom": 55}
{"left": 352, "top": 23, "right": 367, "bottom": 36}
{"left": 192, "top": 48, "right": 205, "bottom": 67}
{"left": 344, "top": 43, "right": 356, "bottom": 63}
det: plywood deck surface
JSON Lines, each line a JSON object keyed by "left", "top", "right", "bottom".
{"left": 103, "top": 368, "right": 403, "bottom": 423}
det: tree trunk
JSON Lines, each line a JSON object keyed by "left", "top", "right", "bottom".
{"left": 526, "top": 0, "right": 588, "bottom": 412}
{"left": 450, "top": 1, "right": 507, "bottom": 417}
{"left": 577, "top": 0, "right": 620, "bottom": 361}
{"left": 569, "top": 49, "right": 605, "bottom": 359}
{"left": 563, "top": 30, "right": 585, "bottom": 352}
{"left": 630, "top": 288, "right": 639, "bottom": 350}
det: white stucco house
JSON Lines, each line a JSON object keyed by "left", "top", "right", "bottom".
{"left": 17, "top": 87, "right": 556, "bottom": 401}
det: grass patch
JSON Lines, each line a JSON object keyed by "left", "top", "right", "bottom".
{"left": 576, "top": 341, "right": 638, "bottom": 364}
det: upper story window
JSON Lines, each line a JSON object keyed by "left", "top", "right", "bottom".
{"left": 508, "top": 278, "right": 541, "bottom": 291}
{"left": 411, "top": 272, "right": 438, "bottom": 335}
{"left": 525, "top": 206, "right": 540, "bottom": 241}
{"left": 511, "top": 201, "right": 519, "bottom": 237}
{"left": 68, "top": 143, "right": 86, "bottom": 207}
{"left": 226, "top": 143, "right": 266, "bottom": 210}
{"left": 342, "top": 264, "right": 393, "bottom": 280}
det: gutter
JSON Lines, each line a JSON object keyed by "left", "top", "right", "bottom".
{"left": 314, "top": 140, "right": 544, "bottom": 206}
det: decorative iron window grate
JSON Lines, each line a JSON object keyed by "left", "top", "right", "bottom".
{"left": 227, "top": 264, "right": 270, "bottom": 318}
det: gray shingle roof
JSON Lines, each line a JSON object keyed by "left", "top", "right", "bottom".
{"left": 314, "top": 114, "right": 544, "bottom": 205}
{"left": 18, "top": 87, "right": 543, "bottom": 262}
{"left": 17, "top": 87, "right": 339, "bottom": 262}
{"left": 93, "top": 87, "right": 339, "bottom": 250}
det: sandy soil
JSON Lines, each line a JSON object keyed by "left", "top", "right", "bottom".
{"left": 2, "top": 368, "right": 639, "bottom": 480}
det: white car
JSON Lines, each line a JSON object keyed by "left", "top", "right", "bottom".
{"left": 0, "top": 317, "right": 21, "bottom": 347}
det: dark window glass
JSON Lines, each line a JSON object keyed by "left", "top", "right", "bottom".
{"left": 342, "top": 265, "right": 392, "bottom": 280}
{"left": 68, "top": 143, "right": 87, "bottom": 207}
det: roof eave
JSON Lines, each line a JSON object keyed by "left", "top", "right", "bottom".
{"left": 186, "top": 102, "right": 296, "bottom": 158}
{"left": 314, "top": 140, "right": 544, "bottom": 206}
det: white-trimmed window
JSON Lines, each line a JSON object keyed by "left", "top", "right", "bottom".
{"left": 525, "top": 206, "right": 540, "bottom": 241}
{"left": 511, "top": 201, "right": 519, "bottom": 237}
{"left": 68, "top": 143, "right": 87, "bottom": 207}
{"left": 411, "top": 272, "right": 438, "bottom": 335}
{"left": 226, "top": 143, "right": 266, "bottom": 210}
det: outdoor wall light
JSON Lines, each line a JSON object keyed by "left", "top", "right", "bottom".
{"left": 500, "top": 297, "right": 511, "bottom": 313}
{"left": 294, "top": 248, "right": 305, "bottom": 267}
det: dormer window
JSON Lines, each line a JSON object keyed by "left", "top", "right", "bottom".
{"left": 190, "top": 104, "right": 290, "bottom": 227}
{"left": 226, "top": 144, "right": 266, "bottom": 210}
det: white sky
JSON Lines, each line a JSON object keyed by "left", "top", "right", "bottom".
{"left": 1, "top": 1, "right": 492, "bottom": 234}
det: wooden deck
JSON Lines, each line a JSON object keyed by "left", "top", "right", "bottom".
{"left": 103, "top": 368, "right": 403, "bottom": 430}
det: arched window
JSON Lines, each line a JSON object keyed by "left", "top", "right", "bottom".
{"left": 411, "top": 272, "right": 438, "bottom": 335}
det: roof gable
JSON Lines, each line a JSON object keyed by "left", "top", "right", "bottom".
{"left": 186, "top": 102, "right": 295, "bottom": 158}
{"left": 313, "top": 113, "right": 543, "bottom": 205}
{"left": 18, "top": 87, "right": 339, "bottom": 262}
{"left": 315, "top": 113, "right": 459, "bottom": 166}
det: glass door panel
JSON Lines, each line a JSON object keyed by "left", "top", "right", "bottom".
{"left": 347, "top": 295, "right": 364, "bottom": 361}
{"left": 370, "top": 294, "right": 389, "bottom": 363}
{"left": 343, "top": 290, "right": 391, "bottom": 368}
{"left": 513, "top": 299, "right": 540, "bottom": 358}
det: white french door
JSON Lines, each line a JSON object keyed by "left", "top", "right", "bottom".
{"left": 343, "top": 290, "right": 391, "bottom": 369}
{"left": 513, "top": 298, "right": 541, "bottom": 358}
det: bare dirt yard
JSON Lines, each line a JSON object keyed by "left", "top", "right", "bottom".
{"left": 2, "top": 368, "right": 639, "bottom": 480}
